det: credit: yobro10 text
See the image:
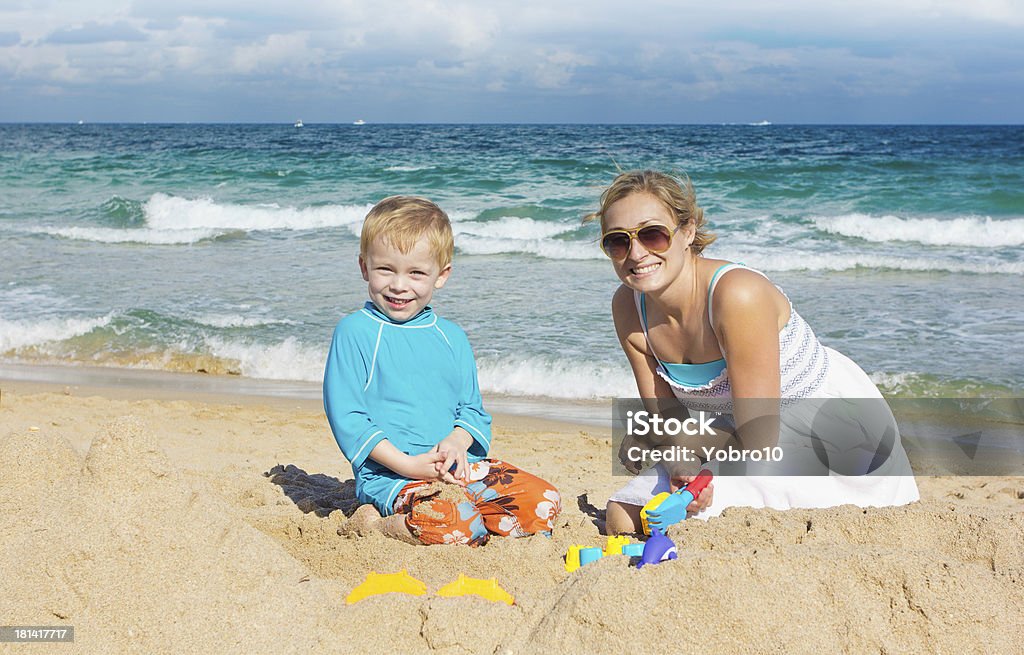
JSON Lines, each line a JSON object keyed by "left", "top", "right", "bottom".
{"left": 623, "top": 410, "right": 784, "bottom": 465}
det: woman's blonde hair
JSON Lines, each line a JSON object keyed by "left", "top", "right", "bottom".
{"left": 360, "top": 196, "right": 454, "bottom": 269}
{"left": 584, "top": 170, "right": 716, "bottom": 255}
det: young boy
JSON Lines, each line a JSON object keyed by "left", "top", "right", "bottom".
{"left": 323, "top": 196, "right": 560, "bottom": 546}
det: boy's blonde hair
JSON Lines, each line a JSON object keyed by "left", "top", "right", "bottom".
{"left": 360, "top": 196, "right": 454, "bottom": 269}
{"left": 584, "top": 170, "right": 717, "bottom": 255}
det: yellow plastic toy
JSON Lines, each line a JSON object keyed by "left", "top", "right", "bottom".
{"left": 603, "top": 535, "right": 631, "bottom": 556}
{"left": 640, "top": 492, "right": 673, "bottom": 535}
{"left": 345, "top": 570, "right": 427, "bottom": 605}
{"left": 564, "top": 544, "right": 583, "bottom": 572}
{"left": 565, "top": 535, "right": 641, "bottom": 572}
{"left": 436, "top": 574, "right": 514, "bottom": 605}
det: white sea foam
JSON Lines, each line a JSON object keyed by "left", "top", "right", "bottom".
{"left": 39, "top": 226, "right": 225, "bottom": 245}
{"left": 0, "top": 315, "right": 112, "bottom": 352}
{"left": 453, "top": 217, "right": 576, "bottom": 241}
{"left": 706, "top": 247, "right": 1024, "bottom": 275}
{"left": 32, "top": 195, "right": 376, "bottom": 245}
{"left": 457, "top": 236, "right": 600, "bottom": 260}
{"left": 191, "top": 314, "right": 299, "bottom": 329}
{"left": 0, "top": 285, "right": 71, "bottom": 314}
{"left": 205, "top": 336, "right": 325, "bottom": 381}
{"left": 143, "top": 193, "right": 372, "bottom": 232}
{"left": 869, "top": 371, "right": 915, "bottom": 393}
{"left": 477, "top": 356, "right": 635, "bottom": 399}
{"left": 812, "top": 214, "right": 1024, "bottom": 248}
{"left": 451, "top": 216, "right": 598, "bottom": 260}
{"left": 384, "top": 165, "right": 434, "bottom": 172}
{"left": 199, "top": 337, "right": 633, "bottom": 398}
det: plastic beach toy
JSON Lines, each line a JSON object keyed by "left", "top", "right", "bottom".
{"left": 640, "top": 469, "right": 713, "bottom": 535}
{"left": 603, "top": 535, "right": 631, "bottom": 556}
{"left": 565, "top": 545, "right": 583, "bottom": 573}
{"left": 637, "top": 528, "right": 677, "bottom": 569}
{"left": 345, "top": 570, "right": 427, "bottom": 605}
{"left": 437, "top": 574, "right": 515, "bottom": 605}
{"left": 578, "top": 547, "right": 603, "bottom": 566}
{"left": 565, "top": 535, "right": 644, "bottom": 571}
{"left": 621, "top": 543, "right": 645, "bottom": 557}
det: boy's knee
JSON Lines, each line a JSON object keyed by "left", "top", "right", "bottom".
{"left": 407, "top": 499, "right": 488, "bottom": 546}
{"left": 523, "top": 483, "right": 562, "bottom": 535}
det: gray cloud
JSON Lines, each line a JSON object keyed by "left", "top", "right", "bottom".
{"left": 0, "top": 31, "right": 20, "bottom": 47}
{"left": 45, "top": 21, "right": 147, "bottom": 45}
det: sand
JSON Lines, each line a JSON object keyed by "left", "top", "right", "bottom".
{"left": 1, "top": 378, "right": 1022, "bottom": 654}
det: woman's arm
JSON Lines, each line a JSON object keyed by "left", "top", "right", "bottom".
{"left": 612, "top": 285, "right": 704, "bottom": 473}
{"left": 711, "top": 269, "right": 786, "bottom": 450}
{"left": 611, "top": 284, "right": 675, "bottom": 403}
{"left": 611, "top": 285, "right": 715, "bottom": 512}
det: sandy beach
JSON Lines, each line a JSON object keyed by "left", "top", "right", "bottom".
{"left": 1, "top": 370, "right": 1022, "bottom": 654}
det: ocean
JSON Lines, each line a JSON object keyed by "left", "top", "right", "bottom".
{"left": 1, "top": 123, "right": 1022, "bottom": 401}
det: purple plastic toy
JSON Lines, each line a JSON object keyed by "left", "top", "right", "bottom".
{"left": 636, "top": 528, "right": 677, "bottom": 568}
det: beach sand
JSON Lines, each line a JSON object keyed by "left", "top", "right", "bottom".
{"left": 1, "top": 374, "right": 1022, "bottom": 654}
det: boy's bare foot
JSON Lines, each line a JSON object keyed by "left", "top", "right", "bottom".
{"left": 338, "top": 504, "right": 380, "bottom": 536}
{"left": 339, "top": 504, "right": 420, "bottom": 545}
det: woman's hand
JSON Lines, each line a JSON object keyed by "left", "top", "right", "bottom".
{"left": 617, "top": 428, "right": 651, "bottom": 475}
{"left": 668, "top": 465, "right": 714, "bottom": 516}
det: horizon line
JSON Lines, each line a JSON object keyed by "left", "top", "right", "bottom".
{"left": 2, "top": 120, "right": 1022, "bottom": 127}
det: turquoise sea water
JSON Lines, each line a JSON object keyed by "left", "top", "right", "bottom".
{"left": 1, "top": 123, "right": 1022, "bottom": 399}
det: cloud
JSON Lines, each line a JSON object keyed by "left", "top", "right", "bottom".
{"left": 44, "top": 21, "right": 147, "bottom": 45}
{"left": 230, "top": 32, "right": 313, "bottom": 75}
{"left": 0, "top": 0, "right": 1021, "bottom": 122}
{"left": 533, "top": 50, "right": 594, "bottom": 89}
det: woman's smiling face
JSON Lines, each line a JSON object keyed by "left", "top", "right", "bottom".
{"left": 602, "top": 192, "right": 693, "bottom": 292}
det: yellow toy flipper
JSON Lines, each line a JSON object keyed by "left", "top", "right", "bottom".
{"left": 436, "top": 574, "right": 514, "bottom": 605}
{"left": 640, "top": 492, "right": 672, "bottom": 535}
{"left": 565, "top": 545, "right": 582, "bottom": 572}
{"left": 603, "top": 534, "right": 631, "bottom": 556}
{"left": 345, "top": 570, "right": 427, "bottom": 605}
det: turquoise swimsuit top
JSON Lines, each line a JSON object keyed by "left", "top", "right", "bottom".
{"left": 638, "top": 263, "right": 734, "bottom": 388}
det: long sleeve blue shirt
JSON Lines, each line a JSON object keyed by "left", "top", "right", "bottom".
{"left": 323, "top": 302, "right": 491, "bottom": 515}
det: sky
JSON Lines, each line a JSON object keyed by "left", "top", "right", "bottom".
{"left": 0, "top": 0, "right": 1022, "bottom": 123}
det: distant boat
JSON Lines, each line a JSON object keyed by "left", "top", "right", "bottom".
{"left": 294, "top": 119, "right": 304, "bottom": 128}
{"left": 749, "top": 120, "right": 772, "bottom": 126}
{"left": 353, "top": 119, "right": 366, "bottom": 126}
{"left": 77, "top": 120, "right": 84, "bottom": 125}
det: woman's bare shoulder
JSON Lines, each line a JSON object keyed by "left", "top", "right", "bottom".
{"left": 711, "top": 267, "right": 788, "bottom": 325}
{"left": 611, "top": 283, "right": 635, "bottom": 313}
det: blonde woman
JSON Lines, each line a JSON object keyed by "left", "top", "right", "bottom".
{"left": 587, "top": 171, "right": 919, "bottom": 534}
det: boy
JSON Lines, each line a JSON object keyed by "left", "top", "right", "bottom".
{"left": 323, "top": 196, "right": 560, "bottom": 546}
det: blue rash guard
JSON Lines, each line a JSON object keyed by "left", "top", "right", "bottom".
{"left": 323, "top": 301, "right": 492, "bottom": 515}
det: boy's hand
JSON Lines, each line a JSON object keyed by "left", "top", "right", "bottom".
{"left": 397, "top": 451, "right": 449, "bottom": 481}
{"left": 432, "top": 428, "right": 474, "bottom": 486}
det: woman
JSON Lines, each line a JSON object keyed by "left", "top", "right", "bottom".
{"left": 586, "top": 170, "right": 919, "bottom": 534}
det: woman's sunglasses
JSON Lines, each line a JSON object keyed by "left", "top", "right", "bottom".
{"left": 600, "top": 223, "right": 681, "bottom": 260}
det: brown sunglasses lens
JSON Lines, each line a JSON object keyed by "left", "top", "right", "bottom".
{"left": 601, "top": 225, "right": 673, "bottom": 258}
{"left": 601, "top": 232, "right": 631, "bottom": 258}
{"left": 637, "top": 225, "right": 672, "bottom": 251}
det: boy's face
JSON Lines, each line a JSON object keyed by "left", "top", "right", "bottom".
{"left": 359, "top": 237, "right": 451, "bottom": 322}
